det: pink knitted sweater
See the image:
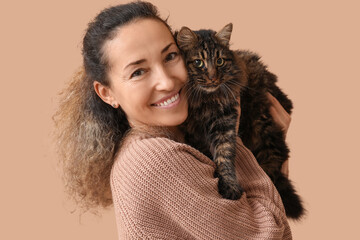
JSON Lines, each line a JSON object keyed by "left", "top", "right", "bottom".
{"left": 110, "top": 134, "right": 292, "bottom": 239}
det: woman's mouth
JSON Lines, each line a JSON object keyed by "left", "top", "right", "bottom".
{"left": 151, "top": 89, "right": 182, "bottom": 108}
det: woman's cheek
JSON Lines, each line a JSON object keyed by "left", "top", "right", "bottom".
{"left": 177, "top": 59, "right": 188, "bottom": 83}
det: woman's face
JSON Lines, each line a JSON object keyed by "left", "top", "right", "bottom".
{"left": 102, "top": 18, "right": 188, "bottom": 128}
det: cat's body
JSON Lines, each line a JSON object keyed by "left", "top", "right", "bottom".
{"left": 177, "top": 24, "right": 305, "bottom": 219}
{"left": 236, "top": 50, "right": 304, "bottom": 219}
{"left": 178, "top": 25, "right": 246, "bottom": 200}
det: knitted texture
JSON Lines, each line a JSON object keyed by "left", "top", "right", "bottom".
{"left": 110, "top": 135, "right": 292, "bottom": 240}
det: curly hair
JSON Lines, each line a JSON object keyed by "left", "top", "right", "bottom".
{"left": 53, "top": 1, "right": 172, "bottom": 213}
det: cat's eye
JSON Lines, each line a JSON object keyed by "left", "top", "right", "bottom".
{"left": 216, "top": 58, "right": 225, "bottom": 67}
{"left": 194, "top": 59, "right": 204, "bottom": 68}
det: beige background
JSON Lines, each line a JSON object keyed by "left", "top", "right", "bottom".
{"left": 1, "top": 0, "right": 359, "bottom": 239}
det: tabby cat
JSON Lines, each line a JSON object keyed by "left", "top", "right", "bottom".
{"left": 176, "top": 23, "right": 304, "bottom": 219}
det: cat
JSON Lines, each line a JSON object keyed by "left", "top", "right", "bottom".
{"left": 176, "top": 23, "right": 305, "bottom": 219}
{"left": 177, "top": 23, "right": 246, "bottom": 201}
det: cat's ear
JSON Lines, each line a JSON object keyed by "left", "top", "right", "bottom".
{"left": 177, "top": 26, "right": 198, "bottom": 51}
{"left": 215, "top": 23, "right": 233, "bottom": 47}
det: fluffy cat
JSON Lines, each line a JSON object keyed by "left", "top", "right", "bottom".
{"left": 177, "top": 24, "right": 246, "bottom": 200}
{"left": 176, "top": 23, "right": 305, "bottom": 219}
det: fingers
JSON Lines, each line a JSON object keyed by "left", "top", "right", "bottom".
{"left": 236, "top": 96, "right": 241, "bottom": 115}
{"left": 235, "top": 97, "right": 241, "bottom": 133}
{"left": 281, "top": 160, "right": 289, "bottom": 178}
{"left": 267, "top": 93, "right": 291, "bottom": 177}
{"left": 267, "top": 92, "right": 287, "bottom": 116}
{"left": 267, "top": 92, "right": 291, "bottom": 136}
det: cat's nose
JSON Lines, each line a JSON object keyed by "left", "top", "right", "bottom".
{"left": 208, "top": 68, "right": 216, "bottom": 80}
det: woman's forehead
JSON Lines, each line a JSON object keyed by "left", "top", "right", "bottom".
{"left": 103, "top": 19, "right": 174, "bottom": 68}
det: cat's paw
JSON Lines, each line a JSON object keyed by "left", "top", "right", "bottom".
{"left": 218, "top": 176, "right": 243, "bottom": 200}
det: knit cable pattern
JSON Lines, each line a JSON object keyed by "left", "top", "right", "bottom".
{"left": 110, "top": 136, "right": 292, "bottom": 240}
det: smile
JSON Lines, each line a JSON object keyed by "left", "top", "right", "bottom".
{"left": 151, "top": 89, "right": 181, "bottom": 108}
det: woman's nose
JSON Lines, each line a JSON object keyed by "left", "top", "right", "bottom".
{"left": 154, "top": 65, "right": 175, "bottom": 91}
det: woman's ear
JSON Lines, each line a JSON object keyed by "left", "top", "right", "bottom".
{"left": 93, "top": 81, "right": 117, "bottom": 107}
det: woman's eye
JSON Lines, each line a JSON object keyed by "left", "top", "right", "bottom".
{"left": 194, "top": 59, "right": 204, "bottom": 68}
{"left": 130, "top": 69, "right": 146, "bottom": 79}
{"left": 165, "top": 52, "right": 179, "bottom": 62}
{"left": 216, "top": 58, "right": 225, "bottom": 67}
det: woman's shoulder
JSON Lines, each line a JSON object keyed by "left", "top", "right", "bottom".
{"left": 110, "top": 134, "right": 217, "bottom": 196}
{"left": 114, "top": 134, "right": 214, "bottom": 170}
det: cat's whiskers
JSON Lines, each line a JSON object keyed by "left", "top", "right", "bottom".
{"left": 225, "top": 79, "right": 246, "bottom": 89}
{"left": 221, "top": 84, "right": 237, "bottom": 102}
{"left": 185, "top": 83, "right": 202, "bottom": 104}
{"left": 219, "top": 85, "right": 230, "bottom": 103}
{"left": 187, "top": 86, "right": 198, "bottom": 102}
{"left": 226, "top": 79, "right": 261, "bottom": 94}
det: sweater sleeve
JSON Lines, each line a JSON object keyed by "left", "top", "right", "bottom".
{"left": 110, "top": 136, "right": 292, "bottom": 240}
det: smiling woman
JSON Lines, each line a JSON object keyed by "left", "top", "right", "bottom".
{"left": 53, "top": 1, "right": 292, "bottom": 239}
{"left": 94, "top": 19, "right": 188, "bottom": 129}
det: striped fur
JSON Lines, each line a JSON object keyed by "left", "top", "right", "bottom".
{"left": 177, "top": 24, "right": 246, "bottom": 200}
{"left": 177, "top": 24, "right": 305, "bottom": 219}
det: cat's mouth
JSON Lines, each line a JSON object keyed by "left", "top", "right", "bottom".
{"left": 196, "top": 84, "right": 219, "bottom": 93}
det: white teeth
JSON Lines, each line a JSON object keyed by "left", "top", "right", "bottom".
{"left": 154, "top": 93, "right": 179, "bottom": 106}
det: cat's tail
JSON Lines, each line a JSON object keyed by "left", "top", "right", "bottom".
{"left": 275, "top": 174, "right": 306, "bottom": 220}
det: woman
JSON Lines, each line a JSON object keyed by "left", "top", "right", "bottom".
{"left": 54, "top": 1, "right": 292, "bottom": 239}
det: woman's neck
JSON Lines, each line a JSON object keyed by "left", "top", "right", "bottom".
{"left": 165, "top": 126, "right": 185, "bottom": 143}
{"left": 129, "top": 123, "right": 185, "bottom": 143}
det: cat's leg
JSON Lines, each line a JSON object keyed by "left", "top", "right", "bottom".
{"left": 209, "top": 111, "right": 243, "bottom": 200}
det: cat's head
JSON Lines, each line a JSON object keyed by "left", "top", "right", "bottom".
{"left": 176, "top": 23, "right": 245, "bottom": 94}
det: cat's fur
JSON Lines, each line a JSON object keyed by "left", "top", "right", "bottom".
{"left": 177, "top": 24, "right": 246, "bottom": 200}
{"left": 176, "top": 23, "right": 305, "bottom": 219}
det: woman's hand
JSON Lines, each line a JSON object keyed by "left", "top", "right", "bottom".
{"left": 237, "top": 93, "right": 292, "bottom": 178}
{"left": 267, "top": 92, "right": 291, "bottom": 178}
{"left": 267, "top": 92, "right": 291, "bottom": 138}
{"left": 235, "top": 96, "right": 241, "bottom": 134}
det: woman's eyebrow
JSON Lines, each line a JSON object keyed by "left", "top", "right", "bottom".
{"left": 161, "top": 42, "right": 175, "bottom": 54}
{"left": 124, "top": 42, "right": 175, "bottom": 70}
{"left": 124, "top": 59, "right": 146, "bottom": 70}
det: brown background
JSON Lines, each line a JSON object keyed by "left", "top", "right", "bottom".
{"left": 1, "top": 0, "right": 359, "bottom": 239}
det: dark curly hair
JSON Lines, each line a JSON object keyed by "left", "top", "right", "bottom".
{"left": 53, "top": 1, "right": 172, "bottom": 213}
